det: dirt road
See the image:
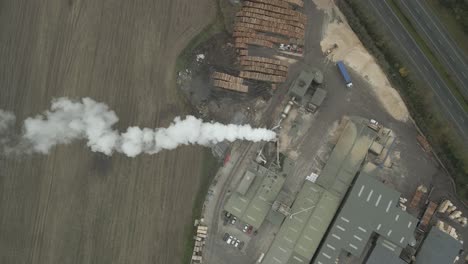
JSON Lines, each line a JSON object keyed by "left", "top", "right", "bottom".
{"left": 0, "top": 1, "right": 215, "bottom": 263}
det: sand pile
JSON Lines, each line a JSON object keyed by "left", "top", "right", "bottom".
{"left": 314, "top": 1, "right": 409, "bottom": 122}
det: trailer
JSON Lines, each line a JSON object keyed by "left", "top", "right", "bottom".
{"left": 336, "top": 61, "right": 353, "bottom": 88}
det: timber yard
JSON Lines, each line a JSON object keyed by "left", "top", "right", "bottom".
{"left": 1, "top": 0, "right": 467, "bottom": 264}
{"left": 179, "top": 0, "right": 468, "bottom": 264}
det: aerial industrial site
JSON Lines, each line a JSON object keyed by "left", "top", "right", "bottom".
{"left": 0, "top": 0, "right": 467, "bottom": 264}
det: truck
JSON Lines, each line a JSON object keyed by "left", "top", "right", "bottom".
{"left": 337, "top": 61, "right": 353, "bottom": 88}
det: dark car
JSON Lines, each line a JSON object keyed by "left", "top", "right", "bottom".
{"left": 222, "top": 233, "right": 230, "bottom": 241}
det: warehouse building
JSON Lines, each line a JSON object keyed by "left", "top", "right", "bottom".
{"left": 312, "top": 170, "right": 417, "bottom": 264}
{"left": 263, "top": 118, "right": 378, "bottom": 264}
{"left": 224, "top": 163, "right": 286, "bottom": 229}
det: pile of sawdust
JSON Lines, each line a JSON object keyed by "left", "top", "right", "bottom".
{"left": 314, "top": 1, "right": 409, "bottom": 122}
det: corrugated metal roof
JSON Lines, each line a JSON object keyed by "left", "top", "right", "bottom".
{"left": 415, "top": 227, "right": 462, "bottom": 264}
{"left": 263, "top": 119, "right": 378, "bottom": 264}
{"left": 366, "top": 238, "right": 406, "bottom": 264}
{"left": 313, "top": 172, "right": 417, "bottom": 264}
{"left": 236, "top": 170, "right": 256, "bottom": 195}
{"left": 289, "top": 70, "right": 315, "bottom": 102}
{"left": 315, "top": 121, "right": 375, "bottom": 197}
{"left": 224, "top": 164, "right": 285, "bottom": 229}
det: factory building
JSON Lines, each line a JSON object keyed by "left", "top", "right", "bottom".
{"left": 263, "top": 118, "right": 379, "bottom": 264}
{"left": 224, "top": 163, "right": 286, "bottom": 229}
{"left": 312, "top": 170, "right": 417, "bottom": 264}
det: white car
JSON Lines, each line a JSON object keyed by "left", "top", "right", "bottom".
{"left": 234, "top": 239, "right": 240, "bottom": 247}
{"left": 226, "top": 236, "right": 233, "bottom": 244}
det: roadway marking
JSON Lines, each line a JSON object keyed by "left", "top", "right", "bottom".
{"left": 336, "top": 225, "right": 346, "bottom": 231}
{"left": 423, "top": 64, "right": 429, "bottom": 72}
{"left": 332, "top": 234, "right": 341, "bottom": 240}
{"left": 375, "top": 195, "right": 382, "bottom": 207}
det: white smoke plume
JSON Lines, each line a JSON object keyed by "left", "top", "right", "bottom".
{"left": 0, "top": 97, "right": 276, "bottom": 156}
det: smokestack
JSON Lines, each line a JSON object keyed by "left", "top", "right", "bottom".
{"left": 0, "top": 97, "right": 276, "bottom": 156}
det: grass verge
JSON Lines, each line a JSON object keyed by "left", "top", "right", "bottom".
{"left": 338, "top": 0, "right": 468, "bottom": 199}
{"left": 176, "top": 1, "right": 226, "bottom": 263}
{"left": 182, "top": 149, "right": 220, "bottom": 264}
{"left": 387, "top": 0, "right": 468, "bottom": 109}
{"left": 426, "top": 0, "right": 468, "bottom": 57}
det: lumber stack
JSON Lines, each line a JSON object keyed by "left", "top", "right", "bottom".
{"left": 212, "top": 72, "right": 249, "bottom": 93}
{"left": 240, "top": 71, "right": 286, "bottom": 83}
{"left": 228, "top": 0, "right": 306, "bottom": 85}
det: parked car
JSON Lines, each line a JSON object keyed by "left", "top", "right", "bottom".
{"left": 242, "top": 224, "right": 249, "bottom": 233}
{"left": 234, "top": 239, "right": 240, "bottom": 247}
{"left": 222, "top": 233, "right": 230, "bottom": 241}
{"left": 225, "top": 211, "right": 231, "bottom": 218}
{"left": 230, "top": 237, "right": 236, "bottom": 245}
{"left": 226, "top": 236, "right": 233, "bottom": 244}
{"left": 230, "top": 216, "right": 237, "bottom": 225}
{"left": 247, "top": 225, "right": 253, "bottom": 234}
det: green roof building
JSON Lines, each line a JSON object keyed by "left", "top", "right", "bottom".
{"left": 312, "top": 172, "right": 417, "bottom": 264}
{"left": 263, "top": 119, "right": 378, "bottom": 264}
{"left": 224, "top": 164, "right": 286, "bottom": 229}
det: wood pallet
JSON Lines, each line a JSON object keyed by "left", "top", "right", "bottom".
{"left": 233, "top": 31, "right": 288, "bottom": 44}
{"left": 240, "top": 71, "right": 286, "bottom": 83}
{"left": 235, "top": 22, "right": 303, "bottom": 38}
{"left": 237, "top": 17, "right": 304, "bottom": 35}
{"left": 237, "top": 11, "right": 305, "bottom": 29}
{"left": 240, "top": 60, "right": 288, "bottom": 72}
{"left": 242, "top": 66, "right": 288, "bottom": 76}
{"left": 243, "top": 2, "right": 306, "bottom": 20}
{"left": 240, "top": 56, "right": 288, "bottom": 67}
{"left": 212, "top": 72, "right": 244, "bottom": 84}
{"left": 213, "top": 79, "right": 249, "bottom": 93}
{"left": 242, "top": 7, "right": 306, "bottom": 23}
{"left": 239, "top": 49, "right": 249, "bottom": 56}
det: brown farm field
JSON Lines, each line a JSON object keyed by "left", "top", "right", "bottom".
{"left": 0, "top": 0, "right": 215, "bottom": 263}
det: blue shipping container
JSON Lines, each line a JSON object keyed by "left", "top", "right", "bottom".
{"left": 337, "top": 61, "right": 353, "bottom": 88}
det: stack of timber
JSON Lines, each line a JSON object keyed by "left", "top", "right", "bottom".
{"left": 233, "top": 31, "right": 288, "bottom": 44}
{"left": 240, "top": 56, "right": 288, "bottom": 67}
{"left": 241, "top": 6, "right": 306, "bottom": 23}
{"left": 240, "top": 71, "right": 286, "bottom": 83}
{"left": 239, "top": 49, "right": 249, "bottom": 56}
{"left": 240, "top": 60, "right": 288, "bottom": 72}
{"left": 243, "top": 2, "right": 306, "bottom": 22}
{"left": 212, "top": 72, "right": 248, "bottom": 93}
{"left": 236, "top": 11, "right": 305, "bottom": 29}
{"left": 239, "top": 56, "right": 289, "bottom": 81}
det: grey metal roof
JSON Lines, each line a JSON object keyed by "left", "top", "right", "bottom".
{"left": 366, "top": 238, "right": 406, "bottom": 264}
{"left": 289, "top": 70, "right": 314, "bottom": 102}
{"left": 309, "top": 88, "right": 327, "bottom": 107}
{"left": 236, "top": 170, "right": 256, "bottom": 195}
{"left": 415, "top": 227, "right": 462, "bottom": 264}
{"left": 263, "top": 182, "right": 341, "bottom": 264}
{"left": 224, "top": 164, "right": 286, "bottom": 229}
{"left": 263, "top": 119, "right": 378, "bottom": 264}
{"left": 313, "top": 171, "right": 417, "bottom": 264}
{"left": 315, "top": 120, "right": 376, "bottom": 198}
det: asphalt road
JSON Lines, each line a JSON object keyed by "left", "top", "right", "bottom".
{"left": 365, "top": 0, "right": 468, "bottom": 141}
{"left": 397, "top": 0, "right": 468, "bottom": 99}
